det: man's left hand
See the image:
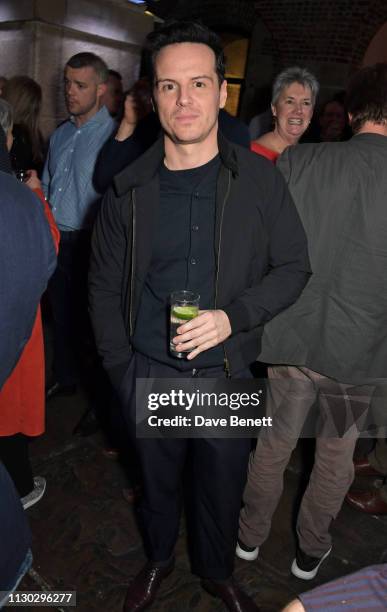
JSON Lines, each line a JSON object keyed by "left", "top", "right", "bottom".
{"left": 173, "top": 310, "right": 231, "bottom": 360}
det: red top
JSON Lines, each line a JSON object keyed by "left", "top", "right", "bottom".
{"left": 250, "top": 141, "right": 279, "bottom": 163}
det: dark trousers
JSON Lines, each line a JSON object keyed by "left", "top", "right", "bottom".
{"left": 120, "top": 352, "right": 252, "bottom": 579}
{"left": 47, "top": 230, "right": 91, "bottom": 386}
{"left": 0, "top": 434, "right": 33, "bottom": 497}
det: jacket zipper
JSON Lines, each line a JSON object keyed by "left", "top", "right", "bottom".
{"left": 129, "top": 188, "right": 136, "bottom": 337}
{"left": 215, "top": 169, "right": 231, "bottom": 377}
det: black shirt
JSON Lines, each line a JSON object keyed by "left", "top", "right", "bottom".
{"left": 132, "top": 154, "right": 225, "bottom": 369}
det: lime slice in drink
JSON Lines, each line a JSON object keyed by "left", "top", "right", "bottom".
{"left": 172, "top": 305, "right": 198, "bottom": 320}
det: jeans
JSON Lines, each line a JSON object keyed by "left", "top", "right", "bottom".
{"left": 0, "top": 549, "right": 33, "bottom": 609}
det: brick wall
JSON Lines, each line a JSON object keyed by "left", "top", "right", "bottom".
{"left": 253, "top": 0, "right": 387, "bottom": 68}
{"left": 155, "top": 0, "right": 387, "bottom": 68}
{"left": 153, "top": 0, "right": 387, "bottom": 118}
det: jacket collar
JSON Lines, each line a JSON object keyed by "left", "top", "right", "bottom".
{"left": 113, "top": 129, "right": 239, "bottom": 197}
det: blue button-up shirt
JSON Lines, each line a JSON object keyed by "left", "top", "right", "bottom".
{"left": 42, "top": 106, "right": 115, "bottom": 230}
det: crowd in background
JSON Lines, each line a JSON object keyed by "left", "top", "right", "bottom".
{"left": 0, "top": 18, "right": 386, "bottom": 611}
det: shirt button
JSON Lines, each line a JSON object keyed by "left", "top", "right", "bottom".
{"left": 70, "top": 149, "right": 74, "bottom": 153}
{"left": 64, "top": 168, "right": 68, "bottom": 172}
{"left": 190, "top": 258, "right": 197, "bottom": 265}
{"left": 58, "top": 188, "right": 62, "bottom": 192}
{"left": 192, "top": 225, "right": 199, "bottom": 231}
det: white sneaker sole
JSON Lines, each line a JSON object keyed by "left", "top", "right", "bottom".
{"left": 21, "top": 477, "right": 46, "bottom": 510}
{"left": 236, "top": 541, "right": 259, "bottom": 561}
{"left": 291, "top": 547, "right": 332, "bottom": 580}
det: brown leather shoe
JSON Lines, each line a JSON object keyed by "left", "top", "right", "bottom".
{"left": 123, "top": 559, "right": 174, "bottom": 611}
{"left": 202, "top": 578, "right": 260, "bottom": 612}
{"left": 346, "top": 489, "right": 387, "bottom": 514}
{"left": 353, "top": 457, "right": 383, "bottom": 477}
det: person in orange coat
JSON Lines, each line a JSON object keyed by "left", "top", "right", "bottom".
{"left": 0, "top": 107, "right": 59, "bottom": 509}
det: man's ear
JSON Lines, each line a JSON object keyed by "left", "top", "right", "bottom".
{"left": 348, "top": 112, "right": 353, "bottom": 125}
{"left": 271, "top": 103, "right": 276, "bottom": 118}
{"left": 97, "top": 82, "right": 107, "bottom": 99}
{"left": 219, "top": 79, "right": 227, "bottom": 109}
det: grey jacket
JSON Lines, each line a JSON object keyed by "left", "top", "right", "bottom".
{"left": 260, "top": 133, "right": 387, "bottom": 384}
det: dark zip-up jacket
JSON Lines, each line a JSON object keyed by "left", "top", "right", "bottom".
{"left": 89, "top": 133, "right": 311, "bottom": 390}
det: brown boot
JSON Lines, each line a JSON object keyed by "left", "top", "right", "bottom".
{"left": 202, "top": 577, "right": 260, "bottom": 612}
{"left": 123, "top": 559, "right": 174, "bottom": 611}
{"left": 346, "top": 488, "right": 387, "bottom": 514}
{"left": 353, "top": 456, "right": 383, "bottom": 477}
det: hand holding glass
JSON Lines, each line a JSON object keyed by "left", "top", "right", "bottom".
{"left": 170, "top": 290, "right": 200, "bottom": 358}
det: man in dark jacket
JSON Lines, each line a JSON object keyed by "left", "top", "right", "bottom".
{"left": 89, "top": 20, "right": 310, "bottom": 612}
{"left": 238, "top": 63, "right": 387, "bottom": 581}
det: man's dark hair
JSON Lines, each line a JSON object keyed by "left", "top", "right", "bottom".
{"left": 108, "top": 69, "right": 122, "bottom": 81}
{"left": 346, "top": 63, "right": 387, "bottom": 133}
{"left": 145, "top": 20, "right": 226, "bottom": 85}
{"left": 66, "top": 52, "right": 109, "bottom": 83}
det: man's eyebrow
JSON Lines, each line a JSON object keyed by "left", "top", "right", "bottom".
{"left": 155, "top": 75, "right": 214, "bottom": 85}
{"left": 64, "top": 77, "right": 88, "bottom": 86}
{"left": 155, "top": 78, "right": 177, "bottom": 86}
{"left": 192, "top": 75, "right": 213, "bottom": 81}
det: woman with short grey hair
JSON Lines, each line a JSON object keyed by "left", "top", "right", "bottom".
{"left": 251, "top": 66, "right": 319, "bottom": 163}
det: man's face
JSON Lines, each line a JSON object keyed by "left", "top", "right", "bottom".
{"left": 64, "top": 65, "right": 106, "bottom": 124}
{"left": 153, "top": 42, "right": 227, "bottom": 146}
{"left": 102, "top": 74, "right": 123, "bottom": 117}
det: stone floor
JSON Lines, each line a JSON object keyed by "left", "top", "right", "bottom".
{"left": 10, "top": 374, "right": 387, "bottom": 612}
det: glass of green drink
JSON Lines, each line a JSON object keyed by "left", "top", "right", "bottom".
{"left": 170, "top": 290, "right": 200, "bottom": 358}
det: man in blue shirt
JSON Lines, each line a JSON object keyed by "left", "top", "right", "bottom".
{"left": 42, "top": 52, "right": 115, "bottom": 400}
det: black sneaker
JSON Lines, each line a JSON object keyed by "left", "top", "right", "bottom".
{"left": 291, "top": 546, "right": 332, "bottom": 580}
{"left": 235, "top": 538, "right": 259, "bottom": 561}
